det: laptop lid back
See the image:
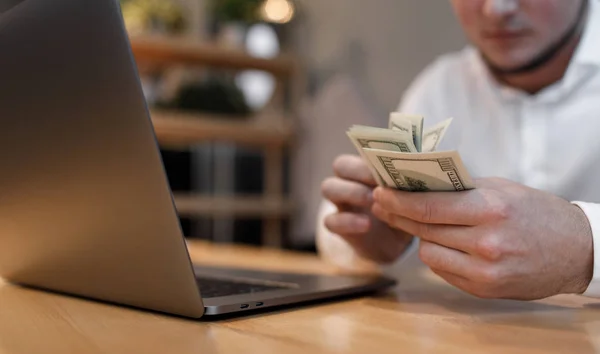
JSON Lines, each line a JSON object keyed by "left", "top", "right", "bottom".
{"left": 0, "top": 0, "right": 204, "bottom": 318}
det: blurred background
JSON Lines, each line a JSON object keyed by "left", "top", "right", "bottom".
{"left": 121, "top": 0, "right": 466, "bottom": 252}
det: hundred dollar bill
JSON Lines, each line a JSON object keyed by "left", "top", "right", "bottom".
{"left": 347, "top": 126, "right": 418, "bottom": 185}
{"left": 388, "top": 113, "right": 413, "bottom": 138}
{"left": 422, "top": 118, "right": 454, "bottom": 153}
{"left": 389, "top": 113, "right": 424, "bottom": 152}
{"left": 347, "top": 125, "right": 418, "bottom": 153}
{"left": 362, "top": 148, "right": 475, "bottom": 192}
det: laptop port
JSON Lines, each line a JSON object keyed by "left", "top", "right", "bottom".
{"left": 255, "top": 302, "right": 264, "bottom": 307}
{"left": 240, "top": 304, "right": 249, "bottom": 309}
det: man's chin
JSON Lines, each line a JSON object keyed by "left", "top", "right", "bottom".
{"left": 479, "top": 52, "right": 538, "bottom": 75}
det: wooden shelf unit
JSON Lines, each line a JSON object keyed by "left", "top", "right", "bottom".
{"left": 150, "top": 109, "right": 294, "bottom": 149}
{"left": 130, "top": 35, "right": 297, "bottom": 248}
{"left": 130, "top": 35, "right": 295, "bottom": 77}
{"left": 173, "top": 194, "right": 294, "bottom": 218}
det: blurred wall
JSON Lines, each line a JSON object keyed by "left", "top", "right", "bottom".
{"left": 289, "top": 0, "right": 467, "bottom": 246}
{"left": 293, "top": 0, "right": 466, "bottom": 116}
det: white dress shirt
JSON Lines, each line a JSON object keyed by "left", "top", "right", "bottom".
{"left": 316, "top": 1, "right": 600, "bottom": 296}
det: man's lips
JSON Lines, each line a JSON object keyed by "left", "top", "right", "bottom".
{"left": 483, "top": 30, "right": 529, "bottom": 40}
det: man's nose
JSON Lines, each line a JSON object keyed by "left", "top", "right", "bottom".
{"left": 483, "top": 0, "right": 519, "bottom": 18}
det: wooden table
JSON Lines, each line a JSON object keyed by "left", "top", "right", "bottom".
{"left": 2, "top": 240, "right": 600, "bottom": 354}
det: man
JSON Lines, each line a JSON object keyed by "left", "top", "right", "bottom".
{"left": 317, "top": 0, "right": 600, "bottom": 300}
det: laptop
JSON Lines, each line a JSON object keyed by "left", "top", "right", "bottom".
{"left": 0, "top": 0, "right": 396, "bottom": 318}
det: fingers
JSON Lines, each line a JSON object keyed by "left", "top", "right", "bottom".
{"left": 321, "top": 154, "right": 377, "bottom": 211}
{"left": 411, "top": 239, "right": 504, "bottom": 299}
{"left": 418, "top": 240, "right": 479, "bottom": 280}
{"left": 322, "top": 177, "right": 373, "bottom": 209}
{"left": 324, "top": 211, "right": 410, "bottom": 264}
{"left": 372, "top": 203, "right": 478, "bottom": 255}
{"left": 430, "top": 268, "right": 500, "bottom": 299}
{"left": 430, "top": 269, "right": 475, "bottom": 295}
{"left": 333, "top": 155, "right": 377, "bottom": 187}
{"left": 324, "top": 212, "right": 370, "bottom": 235}
{"left": 373, "top": 186, "right": 509, "bottom": 226}
{"left": 419, "top": 240, "right": 502, "bottom": 298}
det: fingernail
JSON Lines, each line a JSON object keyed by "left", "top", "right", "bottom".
{"left": 373, "top": 187, "right": 383, "bottom": 201}
{"left": 366, "top": 191, "right": 374, "bottom": 203}
{"left": 355, "top": 216, "right": 370, "bottom": 232}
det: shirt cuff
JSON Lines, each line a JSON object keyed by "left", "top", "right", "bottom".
{"left": 315, "top": 200, "right": 417, "bottom": 275}
{"left": 571, "top": 201, "right": 600, "bottom": 297}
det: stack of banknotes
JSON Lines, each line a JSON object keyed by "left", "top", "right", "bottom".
{"left": 347, "top": 113, "right": 475, "bottom": 192}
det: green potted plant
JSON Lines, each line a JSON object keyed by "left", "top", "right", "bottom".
{"left": 208, "top": 0, "right": 263, "bottom": 23}
{"left": 119, "top": 0, "right": 186, "bottom": 35}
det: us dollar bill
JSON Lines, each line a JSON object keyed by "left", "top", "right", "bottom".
{"left": 389, "top": 113, "right": 424, "bottom": 152}
{"left": 347, "top": 126, "right": 418, "bottom": 185}
{"left": 388, "top": 113, "right": 413, "bottom": 138}
{"left": 348, "top": 125, "right": 418, "bottom": 152}
{"left": 362, "top": 148, "right": 475, "bottom": 192}
{"left": 422, "top": 118, "right": 453, "bottom": 153}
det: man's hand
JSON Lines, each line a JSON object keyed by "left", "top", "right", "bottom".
{"left": 371, "top": 177, "right": 594, "bottom": 300}
{"left": 321, "top": 155, "right": 414, "bottom": 264}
